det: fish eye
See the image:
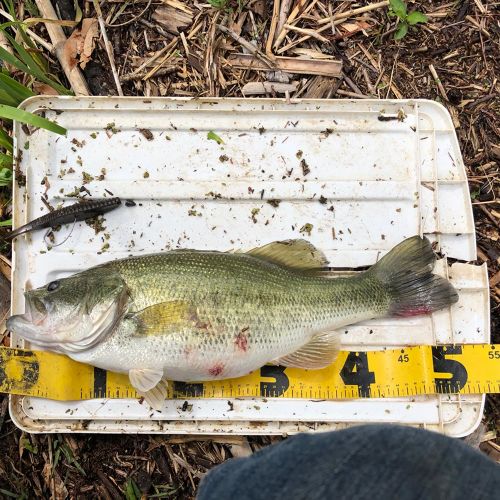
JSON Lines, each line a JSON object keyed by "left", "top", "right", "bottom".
{"left": 47, "top": 280, "right": 60, "bottom": 292}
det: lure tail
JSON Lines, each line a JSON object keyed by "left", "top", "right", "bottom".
{"left": 367, "top": 236, "right": 458, "bottom": 317}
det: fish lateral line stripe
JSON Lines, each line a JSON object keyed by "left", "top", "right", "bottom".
{"left": 0, "top": 345, "right": 498, "bottom": 400}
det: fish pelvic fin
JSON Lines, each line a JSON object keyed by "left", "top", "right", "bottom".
{"left": 129, "top": 368, "right": 169, "bottom": 411}
{"left": 367, "top": 235, "right": 458, "bottom": 317}
{"left": 272, "top": 330, "right": 340, "bottom": 369}
{"left": 245, "top": 239, "right": 328, "bottom": 271}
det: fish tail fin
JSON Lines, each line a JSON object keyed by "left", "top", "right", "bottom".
{"left": 367, "top": 236, "right": 458, "bottom": 317}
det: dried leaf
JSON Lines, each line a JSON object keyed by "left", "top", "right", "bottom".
{"left": 63, "top": 18, "right": 99, "bottom": 70}
{"left": 43, "top": 463, "right": 69, "bottom": 500}
{"left": 33, "top": 82, "right": 60, "bottom": 95}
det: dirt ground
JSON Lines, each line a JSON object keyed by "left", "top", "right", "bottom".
{"left": 0, "top": 1, "right": 498, "bottom": 498}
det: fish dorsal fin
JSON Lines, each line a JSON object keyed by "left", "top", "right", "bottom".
{"left": 272, "top": 330, "right": 340, "bottom": 369}
{"left": 131, "top": 300, "right": 194, "bottom": 336}
{"left": 246, "top": 239, "right": 328, "bottom": 270}
{"left": 129, "top": 368, "right": 169, "bottom": 411}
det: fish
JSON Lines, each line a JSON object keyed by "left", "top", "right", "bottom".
{"left": 7, "top": 236, "right": 458, "bottom": 409}
{"left": 3, "top": 197, "right": 122, "bottom": 241}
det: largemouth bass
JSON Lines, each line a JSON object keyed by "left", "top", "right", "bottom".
{"left": 7, "top": 236, "right": 458, "bottom": 408}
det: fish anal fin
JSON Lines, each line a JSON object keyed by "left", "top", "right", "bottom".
{"left": 273, "top": 330, "right": 340, "bottom": 369}
{"left": 131, "top": 300, "right": 195, "bottom": 336}
{"left": 140, "top": 379, "right": 169, "bottom": 412}
{"left": 246, "top": 239, "right": 328, "bottom": 271}
{"left": 129, "top": 368, "right": 169, "bottom": 411}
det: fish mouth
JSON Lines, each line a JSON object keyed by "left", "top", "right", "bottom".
{"left": 25, "top": 294, "right": 49, "bottom": 325}
{"left": 6, "top": 293, "right": 53, "bottom": 342}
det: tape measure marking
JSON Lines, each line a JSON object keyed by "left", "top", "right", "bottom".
{"left": 0, "top": 345, "right": 498, "bottom": 401}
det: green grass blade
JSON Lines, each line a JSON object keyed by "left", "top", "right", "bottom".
{"left": 3, "top": 0, "right": 16, "bottom": 17}
{"left": 0, "top": 128, "right": 13, "bottom": 152}
{"left": 0, "top": 73, "right": 35, "bottom": 103}
{"left": 0, "top": 46, "right": 32, "bottom": 76}
{"left": 0, "top": 487, "right": 18, "bottom": 498}
{"left": 0, "top": 104, "right": 66, "bottom": 135}
{"left": 0, "top": 87, "right": 20, "bottom": 107}
{"left": 5, "top": 34, "right": 70, "bottom": 95}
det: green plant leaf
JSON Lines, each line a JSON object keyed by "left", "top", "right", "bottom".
{"left": 389, "top": 0, "right": 407, "bottom": 18}
{"left": 0, "top": 104, "right": 66, "bottom": 135}
{"left": 0, "top": 128, "right": 13, "bottom": 152}
{"left": 0, "top": 154, "right": 13, "bottom": 169}
{"left": 0, "top": 46, "right": 32, "bottom": 77}
{"left": 0, "top": 166, "right": 13, "bottom": 184}
{"left": 124, "top": 478, "right": 141, "bottom": 500}
{"left": 406, "top": 11, "right": 428, "bottom": 25}
{"left": 0, "top": 73, "right": 35, "bottom": 104}
{"left": 0, "top": 219, "right": 12, "bottom": 227}
{"left": 0, "top": 88, "right": 20, "bottom": 107}
{"left": 394, "top": 21, "right": 408, "bottom": 40}
{"left": 207, "top": 130, "right": 224, "bottom": 144}
{"left": 4, "top": 34, "right": 70, "bottom": 95}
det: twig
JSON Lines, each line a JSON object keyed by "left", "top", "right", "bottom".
{"left": 137, "top": 18, "right": 174, "bottom": 40}
{"left": 274, "top": 0, "right": 293, "bottom": 44}
{"left": 317, "top": 1, "right": 389, "bottom": 25}
{"left": 283, "top": 24, "right": 329, "bottom": 43}
{"left": 93, "top": 0, "right": 123, "bottom": 96}
{"left": 477, "top": 204, "right": 500, "bottom": 227}
{"left": 217, "top": 24, "right": 274, "bottom": 68}
{"left": 472, "top": 199, "right": 499, "bottom": 205}
{"left": 227, "top": 53, "right": 342, "bottom": 77}
{"left": 121, "top": 66, "right": 177, "bottom": 83}
{"left": 336, "top": 89, "right": 371, "bottom": 99}
{"left": 34, "top": 0, "right": 89, "bottom": 95}
{"left": 429, "top": 64, "right": 448, "bottom": 101}
{"left": 105, "top": 0, "right": 152, "bottom": 28}
{"left": 266, "top": 0, "right": 280, "bottom": 55}
{"left": 275, "top": 0, "right": 389, "bottom": 51}
{"left": 273, "top": 0, "right": 308, "bottom": 50}
{"left": 465, "top": 15, "right": 491, "bottom": 37}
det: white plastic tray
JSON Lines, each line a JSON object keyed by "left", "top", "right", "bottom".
{"left": 10, "top": 97, "right": 489, "bottom": 436}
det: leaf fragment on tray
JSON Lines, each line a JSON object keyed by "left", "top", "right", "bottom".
{"left": 207, "top": 131, "right": 224, "bottom": 144}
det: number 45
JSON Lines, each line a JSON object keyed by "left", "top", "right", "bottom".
{"left": 398, "top": 353, "right": 409, "bottom": 363}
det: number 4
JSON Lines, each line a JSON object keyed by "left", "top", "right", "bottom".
{"left": 340, "top": 352, "right": 375, "bottom": 397}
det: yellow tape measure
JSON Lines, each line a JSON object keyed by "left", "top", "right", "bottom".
{"left": 0, "top": 345, "right": 499, "bottom": 401}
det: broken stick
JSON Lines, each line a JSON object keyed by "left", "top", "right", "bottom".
{"left": 227, "top": 53, "right": 342, "bottom": 78}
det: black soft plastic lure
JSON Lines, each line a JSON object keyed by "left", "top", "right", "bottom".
{"left": 4, "top": 197, "right": 122, "bottom": 241}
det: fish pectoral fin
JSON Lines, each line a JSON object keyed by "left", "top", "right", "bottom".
{"left": 246, "top": 239, "right": 328, "bottom": 271}
{"left": 130, "top": 300, "right": 194, "bottom": 336}
{"left": 272, "top": 330, "right": 340, "bottom": 369}
{"left": 129, "top": 368, "right": 169, "bottom": 411}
